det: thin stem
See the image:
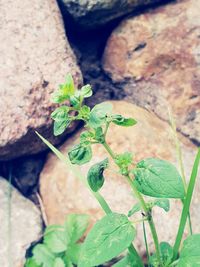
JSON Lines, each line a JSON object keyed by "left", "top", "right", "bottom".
{"left": 143, "top": 221, "right": 150, "bottom": 267}
{"left": 103, "top": 141, "right": 162, "bottom": 266}
{"left": 173, "top": 148, "right": 200, "bottom": 260}
{"left": 168, "top": 108, "right": 193, "bottom": 235}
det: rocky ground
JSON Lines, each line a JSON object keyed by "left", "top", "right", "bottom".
{"left": 0, "top": 0, "right": 199, "bottom": 266}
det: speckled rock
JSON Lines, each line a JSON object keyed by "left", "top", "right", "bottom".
{"left": 103, "top": 0, "right": 200, "bottom": 146}
{"left": 39, "top": 101, "right": 199, "bottom": 254}
{"left": 59, "top": 0, "right": 168, "bottom": 28}
{"left": 0, "top": 0, "right": 82, "bottom": 160}
{"left": 0, "top": 177, "right": 42, "bottom": 267}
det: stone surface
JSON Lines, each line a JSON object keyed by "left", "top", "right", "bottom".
{"left": 0, "top": 0, "right": 82, "bottom": 160}
{"left": 40, "top": 101, "right": 199, "bottom": 254}
{"left": 59, "top": 0, "right": 167, "bottom": 28}
{"left": 103, "top": 0, "right": 200, "bottom": 146}
{"left": 0, "top": 177, "right": 42, "bottom": 267}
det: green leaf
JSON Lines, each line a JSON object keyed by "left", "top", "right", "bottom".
{"left": 112, "top": 115, "right": 137, "bottom": 127}
{"left": 115, "top": 152, "right": 133, "bottom": 175}
{"left": 51, "top": 74, "right": 75, "bottom": 103}
{"left": 160, "top": 242, "right": 173, "bottom": 265}
{"left": 88, "top": 102, "right": 113, "bottom": 129}
{"left": 177, "top": 234, "right": 200, "bottom": 267}
{"left": 80, "top": 131, "right": 94, "bottom": 145}
{"left": 95, "top": 127, "right": 105, "bottom": 143}
{"left": 133, "top": 158, "right": 185, "bottom": 199}
{"left": 32, "top": 244, "right": 55, "bottom": 267}
{"left": 25, "top": 258, "right": 41, "bottom": 267}
{"left": 128, "top": 203, "right": 141, "bottom": 217}
{"left": 78, "top": 213, "right": 136, "bottom": 267}
{"left": 51, "top": 106, "right": 70, "bottom": 121}
{"left": 150, "top": 242, "right": 173, "bottom": 267}
{"left": 68, "top": 243, "right": 82, "bottom": 265}
{"left": 68, "top": 144, "right": 92, "bottom": 165}
{"left": 80, "top": 84, "right": 92, "bottom": 98}
{"left": 65, "top": 214, "right": 89, "bottom": 244}
{"left": 51, "top": 106, "right": 71, "bottom": 136}
{"left": 53, "top": 119, "right": 70, "bottom": 136}
{"left": 44, "top": 225, "right": 67, "bottom": 253}
{"left": 79, "top": 105, "right": 90, "bottom": 120}
{"left": 87, "top": 158, "right": 109, "bottom": 192}
{"left": 54, "top": 258, "right": 65, "bottom": 267}
{"left": 154, "top": 199, "right": 170, "bottom": 212}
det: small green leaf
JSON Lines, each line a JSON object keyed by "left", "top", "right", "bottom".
{"left": 128, "top": 203, "right": 141, "bottom": 217}
{"left": 80, "top": 84, "right": 92, "bottom": 98}
{"left": 133, "top": 158, "right": 185, "bottom": 199}
{"left": 177, "top": 234, "right": 200, "bottom": 267}
{"left": 80, "top": 131, "right": 94, "bottom": 145}
{"left": 88, "top": 102, "right": 113, "bottom": 129}
{"left": 53, "top": 119, "right": 70, "bottom": 136}
{"left": 95, "top": 127, "right": 105, "bottom": 143}
{"left": 87, "top": 158, "right": 109, "bottom": 192}
{"left": 79, "top": 105, "right": 90, "bottom": 120}
{"left": 150, "top": 242, "right": 173, "bottom": 267}
{"left": 68, "top": 144, "right": 92, "bottom": 165}
{"left": 154, "top": 199, "right": 170, "bottom": 212}
{"left": 32, "top": 244, "right": 55, "bottom": 267}
{"left": 44, "top": 225, "right": 67, "bottom": 253}
{"left": 115, "top": 152, "right": 133, "bottom": 175}
{"left": 54, "top": 258, "right": 65, "bottom": 267}
{"left": 68, "top": 243, "right": 82, "bottom": 265}
{"left": 65, "top": 214, "right": 89, "bottom": 244}
{"left": 112, "top": 115, "right": 137, "bottom": 127}
{"left": 51, "top": 106, "right": 71, "bottom": 136}
{"left": 25, "top": 258, "right": 41, "bottom": 267}
{"left": 78, "top": 213, "right": 136, "bottom": 267}
{"left": 51, "top": 106, "right": 70, "bottom": 121}
{"left": 51, "top": 74, "right": 75, "bottom": 103}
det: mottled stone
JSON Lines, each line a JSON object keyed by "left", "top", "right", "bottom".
{"left": 103, "top": 0, "right": 200, "bottom": 145}
{"left": 0, "top": 0, "right": 82, "bottom": 160}
{"left": 59, "top": 0, "right": 168, "bottom": 28}
{"left": 0, "top": 177, "right": 42, "bottom": 267}
{"left": 39, "top": 101, "right": 199, "bottom": 254}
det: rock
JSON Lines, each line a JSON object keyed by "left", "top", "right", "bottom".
{"left": 0, "top": 177, "right": 42, "bottom": 267}
{"left": 0, "top": 0, "right": 82, "bottom": 160}
{"left": 103, "top": 0, "right": 200, "bottom": 146}
{"left": 39, "top": 101, "right": 199, "bottom": 254}
{"left": 59, "top": 0, "right": 167, "bottom": 29}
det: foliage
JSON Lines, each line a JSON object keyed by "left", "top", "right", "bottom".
{"left": 26, "top": 74, "right": 200, "bottom": 267}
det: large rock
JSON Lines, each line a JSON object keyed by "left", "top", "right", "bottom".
{"left": 40, "top": 101, "right": 199, "bottom": 254}
{"left": 59, "top": 0, "right": 168, "bottom": 29}
{"left": 0, "top": 0, "right": 82, "bottom": 160}
{"left": 103, "top": 0, "right": 200, "bottom": 146}
{"left": 0, "top": 177, "right": 42, "bottom": 267}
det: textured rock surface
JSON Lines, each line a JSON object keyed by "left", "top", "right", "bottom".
{"left": 59, "top": 0, "right": 167, "bottom": 28}
{"left": 0, "top": 177, "right": 42, "bottom": 267}
{"left": 103, "top": 0, "right": 200, "bottom": 146}
{"left": 40, "top": 101, "right": 199, "bottom": 254}
{"left": 0, "top": 0, "right": 82, "bottom": 160}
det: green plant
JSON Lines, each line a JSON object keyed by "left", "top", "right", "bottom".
{"left": 26, "top": 74, "right": 200, "bottom": 267}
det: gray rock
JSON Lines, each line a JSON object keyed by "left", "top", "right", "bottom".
{"left": 60, "top": 0, "right": 167, "bottom": 28}
{"left": 0, "top": 177, "right": 42, "bottom": 267}
{"left": 0, "top": 0, "right": 82, "bottom": 160}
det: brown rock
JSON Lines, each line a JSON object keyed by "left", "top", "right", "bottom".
{"left": 103, "top": 0, "right": 200, "bottom": 146}
{"left": 0, "top": 0, "right": 82, "bottom": 160}
{"left": 40, "top": 101, "right": 199, "bottom": 254}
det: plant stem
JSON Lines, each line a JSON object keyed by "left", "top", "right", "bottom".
{"left": 168, "top": 108, "right": 193, "bottom": 235}
{"left": 173, "top": 148, "right": 200, "bottom": 260}
{"left": 37, "top": 132, "right": 143, "bottom": 266}
{"left": 143, "top": 221, "right": 150, "bottom": 267}
{"left": 102, "top": 142, "right": 162, "bottom": 267}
